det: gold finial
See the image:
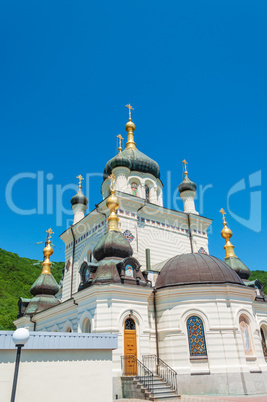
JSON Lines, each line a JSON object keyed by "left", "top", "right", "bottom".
{"left": 106, "top": 174, "right": 119, "bottom": 231}
{"left": 220, "top": 209, "right": 237, "bottom": 259}
{"left": 182, "top": 159, "right": 188, "bottom": 176}
{"left": 219, "top": 208, "right": 226, "bottom": 223}
{"left": 42, "top": 229, "right": 54, "bottom": 275}
{"left": 125, "top": 104, "right": 136, "bottom": 150}
{"left": 76, "top": 174, "right": 84, "bottom": 189}
{"left": 125, "top": 104, "right": 134, "bottom": 120}
{"left": 46, "top": 228, "right": 54, "bottom": 241}
{"left": 117, "top": 134, "right": 124, "bottom": 153}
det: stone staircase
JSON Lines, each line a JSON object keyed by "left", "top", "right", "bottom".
{"left": 133, "top": 375, "right": 179, "bottom": 401}
{"left": 121, "top": 355, "right": 179, "bottom": 401}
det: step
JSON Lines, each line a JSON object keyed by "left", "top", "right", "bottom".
{"left": 150, "top": 385, "right": 172, "bottom": 390}
{"left": 149, "top": 395, "right": 179, "bottom": 401}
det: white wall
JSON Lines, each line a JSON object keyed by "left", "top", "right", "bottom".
{"left": 0, "top": 349, "right": 113, "bottom": 402}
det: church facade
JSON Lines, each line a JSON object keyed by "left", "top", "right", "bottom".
{"left": 15, "top": 107, "right": 267, "bottom": 397}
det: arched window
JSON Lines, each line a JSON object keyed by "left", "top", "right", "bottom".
{"left": 80, "top": 262, "right": 90, "bottom": 284}
{"left": 131, "top": 182, "right": 138, "bottom": 196}
{"left": 187, "top": 316, "right": 207, "bottom": 357}
{"left": 145, "top": 185, "right": 150, "bottom": 202}
{"left": 66, "top": 327, "right": 72, "bottom": 333}
{"left": 125, "top": 317, "right": 135, "bottom": 330}
{"left": 239, "top": 315, "right": 253, "bottom": 356}
{"left": 260, "top": 327, "right": 267, "bottom": 357}
{"left": 82, "top": 317, "right": 91, "bottom": 333}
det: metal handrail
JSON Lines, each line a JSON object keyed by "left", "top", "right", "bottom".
{"left": 142, "top": 354, "right": 178, "bottom": 393}
{"left": 121, "top": 355, "right": 154, "bottom": 392}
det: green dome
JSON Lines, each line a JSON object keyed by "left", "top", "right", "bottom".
{"left": 71, "top": 188, "right": 88, "bottom": 206}
{"left": 178, "top": 173, "right": 197, "bottom": 193}
{"left": 93, "top": 230, "right": 133, "bottom": 262}
{"left": 30, "top": 273, "right": 59, "bottom": 296}
{"left": 224, "top": 256, "right": 251, "bottom": 280}
{"left": 104, "top": 148, "right": 160, "bottom": 180}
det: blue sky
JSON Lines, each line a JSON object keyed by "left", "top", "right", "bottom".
{"left": 0, "top": 0, "right": 266, "bottom": 270}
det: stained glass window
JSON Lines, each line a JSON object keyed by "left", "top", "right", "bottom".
{"left": 260, "top": 328, "right": 267, "bottom": 357}
{"left": 187, "top": 316, "right": 207, "bottom": 356}
{"left": 125, "top": 318, "right": 135, "bottom": 330}
{"left": 131, "top": 182, "right": 138, "bottom": 196}
{"left": 198, "top": 247, "right": 207, "bottom": 254}
{"left": 124, "top": 230, "right": 134, "bottom": 243}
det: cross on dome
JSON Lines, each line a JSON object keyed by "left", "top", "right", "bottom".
{"left": 125, "top": 104, "right": 134, "bottom": 120}
{"left": 182, "top": 159, "right": 188, "bottom": 173}
{"left": 46, "top": 228, "right": 54, "bottom": 241}
{"left": 220, "top": 208, "right": 226, "bottom": 224}
{"left": 117, "top": 134, "right": 124, "bottom": 153}
{"left": 76, "top": 174, "right": 84, "bottom": 189}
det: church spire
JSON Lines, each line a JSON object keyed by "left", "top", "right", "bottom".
{"left": 125, "top": 104, "right": 136, "bottom": 150}
{"left": 71, "top": 174, "right": 88, "bottom": 224}
{"left": 117, "top": 134, "right": 123, "bottom": 153}
{"left": 220, "top": 208, "right": 237, "bottom": 258}
{"left": 106, "top": 174, "right": 120, "bottom": 231}
{"left": 178, "top": 160, "right": 198, "bottom": 214}
{"left": 41, "top": 228, "right": 54, "bottom": 274}
{"left": 24, "top": 228, "right": 60, "bottom": 316}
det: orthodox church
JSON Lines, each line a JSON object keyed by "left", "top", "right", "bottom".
{"left": 15, "top": 106, "right": 267, "bottom": 398}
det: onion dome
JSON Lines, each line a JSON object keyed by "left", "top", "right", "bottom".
{"left": 30, "top": 229, "right": 59, "bottom": 297}
{"left": 178, "top": 160, "right": 197, "bottom": 193}
{"left": 219, "top": 209, "right": 250, "bottom": 280}
{"left": 103, "top": 105, "right": 160, "bottom": 180}
{"left": 155, "top": 253, "right": 244, "bottom": 289}
{"left": 25, "top": 229, "right": 59, "bottom": 315}
{"left": 71, "top": 175, "right": 88, "bottom": 206}
{"left": 93, "top": 174, "right": 132, "bottom": 262}
{"left": 93, "top": 231, "right": 133, "bottom": 261}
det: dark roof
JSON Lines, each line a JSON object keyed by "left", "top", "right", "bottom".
{"left": 71, "top": 188, "right": 88, "bottom": 206}
{"left": 224, "top": 256, "right": 251, "bottom": 280}
{"left": 30, "top": 273, "right": 59, "bottom": 296}
{"left": 24, "top": 295, "right": 60, "bottom": 315}
{"left": 104, "top": 148, "right": 160, "bottom": 180}
{"left": 93, "top": 230, "right": 133, "bottom": 262}
{"left": 178, "top": 174, "right": 197, "bottom": 193}
{"left": 155, "top": 253, "right": 245, "bottom": 289}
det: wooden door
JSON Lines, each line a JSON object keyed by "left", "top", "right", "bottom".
{"left": 124, "top": 318, "right": 137, "bottom": 375}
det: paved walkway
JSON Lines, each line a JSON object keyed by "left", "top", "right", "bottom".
{"left": 115, "top": 396, "right": 267, "bottom": 402}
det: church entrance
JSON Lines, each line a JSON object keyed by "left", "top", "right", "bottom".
{"left": 124, "top": 317, "right": 137, "bottom": 375}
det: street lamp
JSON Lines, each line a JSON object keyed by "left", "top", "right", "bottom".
{"left": 11, "top": 328, "right": 30, "bottom": 402}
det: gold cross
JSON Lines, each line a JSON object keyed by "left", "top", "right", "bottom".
{"left": 182, "top": 159, "right": 188, "bottom": 173}
{"left": 108, "top": 173, "right": 116, "bottom": 191}
{"left": 219, "top": 208, "right": 226, "bottom": 223}
{"left": 46, "top": 228, "right": 54, "bottom": 241}
{"left": 76, "top": 174, "right": 84, "bottom": 188}
{"left": 117, "top": 134, "right": 124, "bottom": 152}
{"left": 125, "top": 104, "right": 134, "bottom": 119}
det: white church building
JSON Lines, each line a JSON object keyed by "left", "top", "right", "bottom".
{"left": 15, "top": 107, "right": 267, "bottom": 398}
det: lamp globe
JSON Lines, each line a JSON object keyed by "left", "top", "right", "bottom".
{"left": 12, "top": 328, "right": 30, "bottom": 347}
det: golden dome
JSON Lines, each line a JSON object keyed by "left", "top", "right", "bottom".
{"left": 125, "top": 119, "right": 136, "bottom": 132}
{"left": 106, "top": 193, "right": 119, "bottom": 211}
{"left": 41, "top": 229, "right": 54, "bottom": 275}
{"left": 221, "top": 224, "right": 233, "bottom": 240}
{"left": 219, "top": 209, "right": 236, "bottom": 259}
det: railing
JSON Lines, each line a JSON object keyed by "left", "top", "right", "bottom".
{"left": 142, "top": 354, "right": 178, "bottom": 393}
{"left": 121, "top": 355, "right": 154, "bottom": 392}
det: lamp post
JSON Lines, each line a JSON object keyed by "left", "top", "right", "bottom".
{"left": 11, "top": 328, "right": 30, "bottom": 402}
